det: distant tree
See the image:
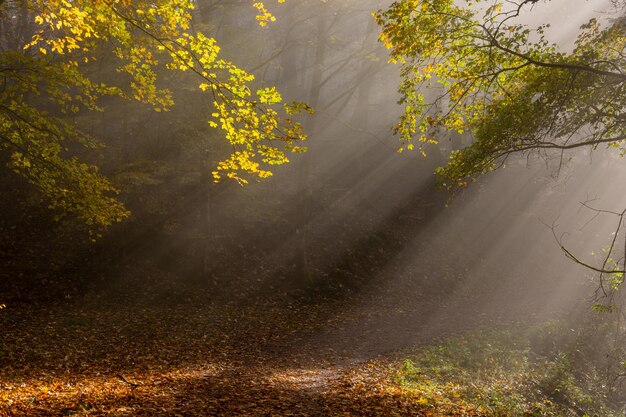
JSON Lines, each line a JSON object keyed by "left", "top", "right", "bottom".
{"left": 0, "top": 0, "right": 310, "bottom": 228}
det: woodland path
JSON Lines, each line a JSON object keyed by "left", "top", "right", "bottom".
{"left": 0, "top": 267, "right": 527, "bottom": 417}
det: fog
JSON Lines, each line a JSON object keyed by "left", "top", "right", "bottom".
{"left": 2, "top": 0, "right": 625, "bottom": 414}
{"left": 95, "top": 0, "right": 625, "bottom": 341}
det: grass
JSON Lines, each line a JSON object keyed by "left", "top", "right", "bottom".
{"left": 393, "top": 325, "right": 624, "bottom": 417}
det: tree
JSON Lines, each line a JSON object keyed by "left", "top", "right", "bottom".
{"left": 0, "top": 0, "right": 310, "bottom": 228}
{"left": 375, "top": 0, "right": 626, "bottom": 302}
{"left": 375, "top": 0, "right": 625, "bottom": 187}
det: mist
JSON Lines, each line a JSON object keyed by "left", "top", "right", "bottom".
{"left": 1, "top": 0, "right": 625, "bottom": 415}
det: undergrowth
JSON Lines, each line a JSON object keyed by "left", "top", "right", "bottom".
{"left": 395, "top": 324, "right": 625, "bottom": 416}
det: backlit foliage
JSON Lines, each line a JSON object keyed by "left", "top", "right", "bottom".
{"left": 1, "top": 0, "right": 308, "bottom": 227}
{"left": 375, "top": 0, "right": 626, "bottom": 189}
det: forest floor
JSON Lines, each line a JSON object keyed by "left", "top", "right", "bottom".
{"left": 0, "top": 265, "right": 509, "bottom": 416}
{"left": 0, "top": 177, "right": 599, "bottom": 416}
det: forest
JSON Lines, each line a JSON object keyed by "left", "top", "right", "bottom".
{"left": 1, "top": 0, "right": 626, "bottom": 415}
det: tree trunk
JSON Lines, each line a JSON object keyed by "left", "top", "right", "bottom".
{"left": 295, "top": 4, "right": 329, "bottom": 281}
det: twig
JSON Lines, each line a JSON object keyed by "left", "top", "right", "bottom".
{"left": 116, "top": 374, "right": 141, "bottom": 390}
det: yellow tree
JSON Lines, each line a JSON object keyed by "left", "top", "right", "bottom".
{"left": 0, "top": 0, "right": 310, "bottom": 228}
